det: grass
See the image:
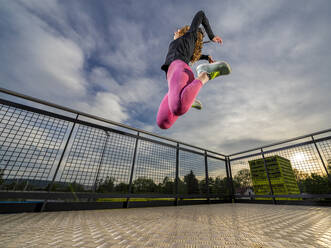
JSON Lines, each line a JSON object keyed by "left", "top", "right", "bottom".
{"left": 96, "top": 198, "right": 210, "bottom": 202}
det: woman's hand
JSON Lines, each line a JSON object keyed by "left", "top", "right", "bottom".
{"left": 208, "top": 55, "right": 215, "bottom": 63}
{"left": 212, "top": 35, "right": 223, "bottom": 45}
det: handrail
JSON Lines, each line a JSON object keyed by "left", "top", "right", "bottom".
{"left": 2, "top": 87, "right": 330, "bottom": 159}
{"left": 229, "top": 128, "right": 331, "bottom": 157}
{"left": 0, "top": 87, "right": 226, "bottom": 157}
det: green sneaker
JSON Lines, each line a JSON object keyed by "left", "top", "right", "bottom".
{"left": 196, "top": 61, "right": 231, "bottom": 80}
{"left": 191, "top": 99, "right": 202, "bottom": 110}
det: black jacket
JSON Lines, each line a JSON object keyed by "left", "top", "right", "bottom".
{"left": 161, "top": 10, "right": 215, "bottom": 74}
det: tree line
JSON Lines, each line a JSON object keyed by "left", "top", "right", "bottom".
{"left": 0, "top": 169, "right": 230, "bottom": 195}
{"left": 231, "top": 167, "right": 331, "bottom": 195}
{"left": 1, "top": 166, "right": 330, "bottom": 194}
{"left": 95, "top": 170, "right": 230, "bottom": 195}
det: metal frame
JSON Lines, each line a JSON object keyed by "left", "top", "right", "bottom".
{"left": 0, "top": 87, "right": 226, "bottom": 157}
{"left": 228, "top": 129, "right": 331, "bottom": 204}
{"left": 1, "top": 87, "right": 331, "bottom": 212}
{"left": 0, "top": 88, "right": 228, "bottom": 212}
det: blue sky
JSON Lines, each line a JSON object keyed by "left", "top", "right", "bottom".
{"left": 0, "top": 0, "right": 331, "bottom": 154}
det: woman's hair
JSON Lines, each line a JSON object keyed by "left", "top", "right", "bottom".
{"left": 177, "top": 25, "right": 204, "bottom": 64}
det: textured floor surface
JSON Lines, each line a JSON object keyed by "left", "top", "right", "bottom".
{"left": 0, "top": 203, "right": 330, "bottom": 248}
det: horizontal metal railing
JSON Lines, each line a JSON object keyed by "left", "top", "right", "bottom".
{"left": 229, "top": 135, "right": 331, "bottom": 162}
{"left": 228, "top": 128, "right": 331, "bottom": 204}
{"left": 0, "top": 87, "right": 226, "bottom": 158}
{"left": 229, "top": 129, "right": 331, "bottom": 158}
{"left": 0, "top": 97, "right": 223, "bottom": 159}
{"left": 0, "top": 88, "right": 231, "bottom": 212}
{"left": 1, "top": 87, "right": 330, "bottom": 212}
{"left": 0, "top": 191, "right": 226, "bottom": 200}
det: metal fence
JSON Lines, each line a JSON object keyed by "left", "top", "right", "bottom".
{"left": 0, "top": 88, "right": 230, "bottom": 212}
{"left": 0, "top": 87, "right": 330, "bottom": 212}
{"left": 229, "top": 129, "right": 331, "bottom": 204}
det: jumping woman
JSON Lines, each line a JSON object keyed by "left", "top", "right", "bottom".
{"left": 156, "top": 10, "right": 231, "bottom": 129}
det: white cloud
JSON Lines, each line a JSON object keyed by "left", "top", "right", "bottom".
{"left": 0, "top": 1, "right": 87, "bottom": 99}
{"left": 0, "top": 1, "right": 130, "bottom": 123}
{"left": 75, "top": 92, "right": 129, "bottom": 123}
{"left": 89, "top": 66, "right": 163, "bottom": 105}
{"left": 214, "top": 0, "right": 282, "bottom": 34}
{"left": 150, "top": 0, "right": 331, "bottom": 154}
{"left": 1, "top": 0, "right": 330, "bottom": 156}
{"left": 99, "top": 19, "right": 160, "bottom": 76}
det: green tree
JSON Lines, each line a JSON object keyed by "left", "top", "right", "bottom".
{"left": 199, "top": 177, "right": 216, "bottom": 194}
{"left": 160, "top": 176, "right": 175, "bottom": 194}
{"left": 0, "top": 169, "right": 4, "bottom": 186}
{"left": 327, "top": 159, "right": 331, "bottom": 173}
{"left": 234, "top": 169, "right": 251, "bottom": 187}
{"left": 293, "top": 168, "right": 309, "bottom": 181}
{"left": 211, "top": 177, "right": 231, "bottom": 196}
{"left": 97, "top": 176, "right": 115, "bottom": 193}
{"left": 47, "top": 182, "right": 66, "bottom": 192}
{"left": 114, "top": 182, "right": 129, "bottom": 193}
{"left": 133, "top": 177, "right": 157, "bottom": 193}
{"left": 184, "top": 170, "right": 199, "bottom": 194}
{"left": 67, "top": 181, "right": 85, "bottom": 192}
{"left": 198, "top": 178, "right": 208, "bottom": 194}
{"left": 177, "top": 178, "right": 187, "bottom": 194}
{"left": 5, "top": 179, "right": 31, "bottom": 191}
{"left": 234, "top": 169, "right": 251, "bottom": 193}
{"left": 303, "top": 173, "right": 331, "bottom": 194}
{"left": 4, "top": 181, "right": 16, "bottom": 190}
{"left": 293, "top": 168, "right": 309, "bottom": 192}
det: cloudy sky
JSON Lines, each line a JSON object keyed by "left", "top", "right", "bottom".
{"left": 0, "top": 0, "right": 330, "bottom": 155}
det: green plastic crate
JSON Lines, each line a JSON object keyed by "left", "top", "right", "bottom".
{"left": 248, "top": 155, "right": 301, "bottom": 200}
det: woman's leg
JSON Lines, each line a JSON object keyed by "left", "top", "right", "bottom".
{"left": 167, "top": 60, "right": 203, "bottom": 116}
{"left": 156, "top": 60, "right": 204, "bottom": 129}
{"left": 156, "top": 93, "right": 178, "bottom": 129}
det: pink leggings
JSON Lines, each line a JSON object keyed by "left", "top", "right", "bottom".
{"left": 157, "top": 60, "right": 203, "bottom": 129}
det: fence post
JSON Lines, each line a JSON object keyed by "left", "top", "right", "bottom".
{"left": 311, "top": 136, "right": 330, "bottom": 181}
{"left": 40, "top": 114, "right": 79, "bottom": 212}
{"left": 204, "top": 151, "right": 210, "bottom": 203}
{"left": 93, "top": 131, "right": 110, "bottom": 193}
{"left": 126, "top": 132, "right": 139, "bottom": 208}
{"left": 227, "top": 157, "right": 235, "bottom": 203}
{"left": 175, "top": 143, "right": 179, "bottom": 206}
{"left": 225, "top": 156, "right": 232, "bottom": 202}
{"left": 261, "top": 149, "right": 276, "bottom": 204}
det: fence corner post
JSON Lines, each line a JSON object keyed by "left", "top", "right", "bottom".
{"left": 40, "top": 114, "right": 79, "bottom": 212}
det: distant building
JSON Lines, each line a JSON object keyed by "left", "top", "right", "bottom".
{"left": 248, "top": 155, "right": 300, "bottom": 200}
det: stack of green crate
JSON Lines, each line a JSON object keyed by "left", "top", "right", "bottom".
{"left": 248, "top": 155, "right": 301, "bottom": 200}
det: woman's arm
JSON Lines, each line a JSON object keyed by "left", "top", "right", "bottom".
{"left": 199, "top": 55, "right": 215, "bottom": 63}
{"left": 199, "top": 55, "right": 209, "bottom": 61}
{"left": 188, "top": 10, "right": 215, "bottom": 40}
{"left": 189, "top": 10, "right": 223, "bottom": 45}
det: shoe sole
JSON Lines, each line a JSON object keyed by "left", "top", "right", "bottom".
{"left": 191, "top": 100, "right": 202, "bottom": 110}
{"left": 197, "top": 61, "right": 232, "bottom": 78}
{"left": 191, "top": 105, "right": 202, "bottom": 110}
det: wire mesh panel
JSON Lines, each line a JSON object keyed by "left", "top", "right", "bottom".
{"left": 133, "top": 140, "right": 176, "bottom": 194}
{"left": 265, "top": 143, "right": 330, "bottom": 194}
{"left": 95, "top": 132, "right": 136, "bottom": 193}
{"left": 266, "top": 144, "right": 325, "bottom": 176}
{"left": 57, "top": 125, "right": 107, "bottom": 191}
{"left": 179, "top": 150, "right": 205, "bottom": 195}
{"left": 207, "top": 157, "right": 229, "bottom": 196}
{"left": 268, "top": 140, "right": 331, "bottom": 194}
{"left": 317, "top": 137, "right": 331, "bottom": 173}
{"left": 230, "top": 153, "right": 262, "bottom": 196}
{"left": 263, "top": 137, "right": 312, "bottom": 153}
{"left": 208, "top": 158, "right": 226, "bottom": 179}
{"left": 0, "top": 103, "right": 69, "bottom": 190}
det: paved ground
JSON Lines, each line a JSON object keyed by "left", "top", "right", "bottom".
{"left": 0, "top": 203, "right": 330, "bottom": 248}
